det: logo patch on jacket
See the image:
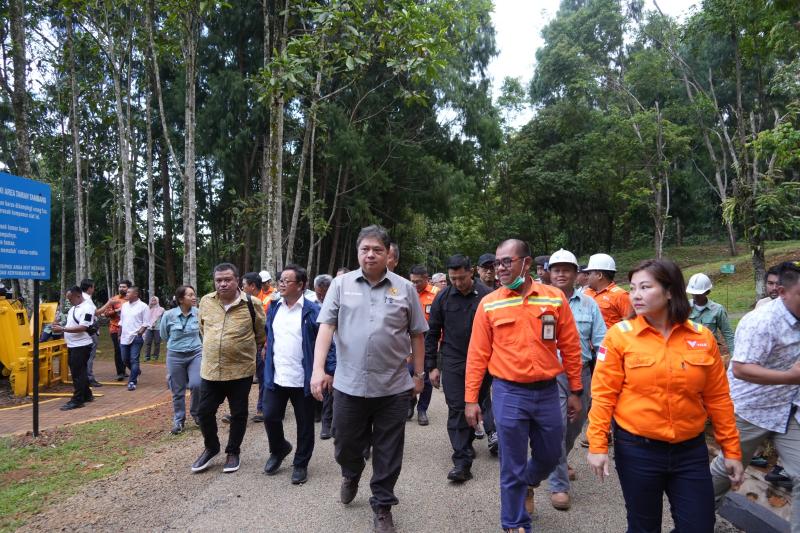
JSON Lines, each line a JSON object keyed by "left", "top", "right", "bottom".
{"left": 597, "top": 345, "right": 607, "bottom": 361}
{"left": 686, "top": 340, "right": 709, "bottom": 349}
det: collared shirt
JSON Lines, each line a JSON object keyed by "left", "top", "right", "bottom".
{"left": 566, "top": 290, "right": 607, "bottom": 363}
{"left": 64, "top": 299, "right": 96, "bottom": 348}
{"left": 417, "top": 283, "right": 440, "bottom": 321}
{"left": 424, "top": 282, "right": 492, "bottom": 371}
{"left": 119, "top": 300, "right": 149, "bottom": 345}
{"left": 317, "top": 268, "right": 429, "bottom": 398}
{"left": 107, "top": 295, "right": 126, "bottom": 333}
{"left": 728, "top": 298, "right": 800, "bottom": 433}
{"left": 588, "top": 316, "right": 741, "bottom": 458}
{"left": 755, "top": 296, "right": 774, "bottom": 309}
{"left": 147, "top": 305, "right": 165, "bottom": 329}
{"left": 159, "top": 307, "right": 202, "bottom": 353}
{"left": 198, "top": 291, "right": 267, "bottom": 381}
{"left": 688, "top": 299, "right": 735, "bottom": 353}
{"left": 465, "top": 278, "right": 584, "bottom": 403}
{"left": 272, "top": 296, "right": 306, "bottom": 388}
{"left": 583, "top": 282, "right": 633, "bottom": 328}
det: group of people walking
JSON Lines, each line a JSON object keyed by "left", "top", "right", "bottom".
{"left": 54, "top": 225, "right": 800, "bottom": 533}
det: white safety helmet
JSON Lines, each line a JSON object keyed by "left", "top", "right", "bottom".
{"left": 259, "top": 270, "right": 272, "bottom": 283}
{"left": 548, "top": 249, "right": 579, "bottom": 268}
{"left": 586, "top": 253, "right": 616, "bottom": 272}
{"left": 686, "top": 273, "right": 713, "bottom": 295}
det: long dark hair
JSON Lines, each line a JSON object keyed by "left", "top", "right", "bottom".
{"left": 628, "top": 259, "right": 690, "bottom": 324}
{"left": 175, "top": 285, "right": 196, "bottom": 307}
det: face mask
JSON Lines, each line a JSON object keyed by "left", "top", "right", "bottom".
{"left": 503, "top": 260, "right": 527, "bottom": 290}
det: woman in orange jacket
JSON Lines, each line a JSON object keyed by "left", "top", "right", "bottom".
{"left": 586, "top": 259, "right": 744, "bottom": 532}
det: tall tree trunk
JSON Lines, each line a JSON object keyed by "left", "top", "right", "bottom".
{"left": 160, "top": 144, "right": 176, "bottom": 289}
{"left": 259, "top": 0, "right": 272, "bottom": 271}
{"left": 285, "top": 106, "right": 314, "bottom": 264}
{"left": 8, "top": 0, "right": 33, "bottom": 310}
{"left": 146, "top": 89, "right": 156, "bottom": 299}
{"left": 181, "top": 5, "right": 200, "bottom": 288}
{"left": 66, "top": 16, "right": 86, "bottom": 281}
{"left": 306, "top": 108, "right": 318, "bottom": 274}
{"left": 60, "top": 177, "right": 67, "bottom": 306}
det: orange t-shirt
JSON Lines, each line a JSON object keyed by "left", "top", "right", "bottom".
{"left": 106, "top": 295, "right": 126, "bottom": 334}
{"left": 465, "top": 279, "right": 583, "bottom": 403}
{"left": 587, "top": 315, "right": 741, "bottom": 459}
{"left": 417, "top": 284, "right": 440, "bottom": 322}
{"left": 584, "top": 282, "right": 633, "bottom": 328}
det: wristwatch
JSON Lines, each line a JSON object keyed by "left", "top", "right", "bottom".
{"left": 570, "top": 389, "right": 584, "bottom": 397}
{"left": 413, "top": 371, "right": 426, "bottom": 380}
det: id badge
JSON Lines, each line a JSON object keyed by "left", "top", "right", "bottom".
{"left": 541, "top": 313, "right": 556, "bottom": 341}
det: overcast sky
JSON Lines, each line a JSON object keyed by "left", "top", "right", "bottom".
{"left": 489, "top": 0, "right": 700, "bottom": 127}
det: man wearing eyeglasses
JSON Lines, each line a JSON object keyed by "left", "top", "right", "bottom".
{"left": 710, "top": 260, "right": 800, "bottom": 531}
{"left": 465, "top": 239, "right": 583, "bottom": 533}
{"left": 477, "top": 253, "right": 499, "bottom": 289}
{"left": 311, "top": 225, "right": 428, "bottom": 533}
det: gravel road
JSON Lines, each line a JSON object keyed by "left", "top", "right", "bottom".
{"left": 22, "top": 387, "right": 740, "bottom": 532}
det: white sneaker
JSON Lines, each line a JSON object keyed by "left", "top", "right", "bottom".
{"left": 474, "top": 421, "right": 485, "bottom": 439}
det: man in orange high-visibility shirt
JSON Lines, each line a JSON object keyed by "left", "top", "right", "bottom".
{"left": 408, "top": 265, "right": 439, "bottom": 425}
{"left": 583, "top": 253, "right": 632, "bottom": 328}
{"left": 466, "top": 239, "right": 583, "bottom": 533}
{"left": 258, "top": 271, "right": 276, "bottom": 303}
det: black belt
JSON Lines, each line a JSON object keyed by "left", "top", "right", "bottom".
{"left": 504, "top": 377, "right": 557, "bottom": 390}
{"left": 614, "top": 425, "right": 705, "bottom": 449}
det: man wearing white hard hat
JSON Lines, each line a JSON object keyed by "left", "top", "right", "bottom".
{"left": 546, "top": 249, "right": 607, "bottom": 510}
{"left": 583, "top": 253, "right": 633, "bottom": 328}
{"left": 686, "top": 273, "right": 735, "bottom": 355}
{"left": 258, "top": 271, "right": 278, "bottom": 302}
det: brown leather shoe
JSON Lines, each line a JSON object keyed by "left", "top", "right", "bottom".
{"left": 373, "top": 508, "right": 396, "bottom": 533}
{"left": 550, "top": 491, "right": 571, "bottom": 510}
{"left": 525, "top": 486, "right": 535, "bottom": 515}
{"left": 340, "top": 476, "right": 359, "bottom": 504}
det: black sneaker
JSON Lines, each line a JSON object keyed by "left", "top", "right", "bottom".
{"left": 59, "top": 401, "right": 84, "bottom": 411}
{"left": 291, "top": 466, "right": 308, "bottom": 485}
{"left": 417, "top": 410, "right": 429, "bottom": 426}
{"left": 223, "top": 454, "right": 240, "bottom": 473}
{"left": 488, "top": 431, "right": 499, "bottom": 455}
{"left": 447, "top": 466, "right": 473, "bottom": 483}
{"left": 221, "top": 414, "right": 231, "bottom": 424}
{"left": 191, "top": 449, "right": 219, "bottom": 473}
{"left": 170, "top": 421, "right": 184, "bottom": 435}
{"left": 765, "top": 465, "right": 792, "bottom": 490}
{"left": 89, "top": 380, "right": 103, "bottom": 387}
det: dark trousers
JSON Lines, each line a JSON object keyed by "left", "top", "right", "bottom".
{"left": 197, "top": 376, "right": 253, "bottom": 455}
{"left": 321, "top": 389, "right": 334, "bottom": 433}
{"left": 110, "top": 331, "right": 125, "bottom": 376}
{"left": 479, "top": 374, "right": 495, "bottom": 434}
{"left": 333, "top": 388, "right": 410, "bottom": 510}
{"left": 614, "top": 426, "right": 715, "bottom": 533}
{"left": 442, "top": 367, "right": 476, "bottom": 469}
{"left": 263, "top": 384, "right": 315, "bottom": 468}
{"left": 407, "top": 362, "right": 432, "bottom": 411}
{"left": 255, "top": 355, "right": 265, "bottom": 413}
{"left": 493, "top": 378, "right": 563, "bottom": 532}
{"left": 68, "top": 344, "right": 93, "bottom": 404}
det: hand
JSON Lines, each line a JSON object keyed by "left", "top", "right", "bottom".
{"left": 464, "top": 402, "right": 482, "bottom": 428}
{"left": 587, "top": 452, "right": 610, "bottom": 480}
{"left": 310, "top": 369, "right": 332, "bottom": 401}
{"left": 567, "top": 394, "right": 582, "bottom": 423}
{"left": 413, "top": 375, "right": 424, "bottom": 395}
{"left": 429, "top": 368, "right": 441, "bottom": 388}
{"left": 725, "top": 458, "right": 745, "bottom": 490}
{"left": 52, "top": 324, "right": 64, "bottom": 334}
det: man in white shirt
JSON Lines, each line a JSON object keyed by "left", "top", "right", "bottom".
{"left": 262, "top": 265, "right": 330, "bottom": 485}
{"left": 52, "top": 286, "right": 97, "bottom": 410}
{"left": 119, "top": 286, "right": 149, "bottom": 391}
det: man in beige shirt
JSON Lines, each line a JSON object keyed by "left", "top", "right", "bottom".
{"left": 191, "top": 263, "right": 266, "bottom": 474}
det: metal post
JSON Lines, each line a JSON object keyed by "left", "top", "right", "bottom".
{"left": 33, "top": 280, "right": 40, "bottom": 437}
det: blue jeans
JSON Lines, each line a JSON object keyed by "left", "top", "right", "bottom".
{"left": 120, "top": 335, "right": 144, "bottom": 384}
{"left": 614, "top": 426, "right": 715, "bottom": 533}
{"left": 493, "top": 378, "right": 563, "bottom": 532}
{"left": 166, "top": 348, "right": 202, "bottom": 423}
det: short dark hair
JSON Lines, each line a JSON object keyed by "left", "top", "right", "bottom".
{"left": 119, "top": 279, "right": 132, "bottom": 287}
{"left": 628, "top": 259, "right": 690, "bottom": 324}
{"left": 409, "top": 264, "right": 428, "bottom": 277}
{"left": 778, "top": 261, "right": 800, "bottom": 289}
{"left": 534, "top": 255, "right": 550, "bottom": 267}
{"left": 446, "top": 254, "right": 471, "bottom": 270}
{"left": 175, "top": 285, "right": 195, "bottom": 304}
{"left": 213, "top": 262, "right": 239, "bottom": 277}
{"left": 128, "top": 286, "right": 140, "bottom": 295}
{"left": 498, "top": 238, "right": 531, "bottom": 258}
{"left": 79, "top": 278, "right": 95, "bottom": 292}
{"left": 67, "top": 286, "right": 82, "bottom": 297}
{"left": 282, "top": 263, "right": 308, "bottom": 288}
{"left": 314, "top": 274, "right": 333, "bottom": 290}
{"left": 356, "top": 225, "right": 391, "bottom": 250}
{"left": 767, "top": 265, "right": 781, "bottom": 279}
{"left": 336, "top": 266, "right": 350, "bottom": 275}
{"left": 242, "top": 272, "right": 262, "bottom": 290}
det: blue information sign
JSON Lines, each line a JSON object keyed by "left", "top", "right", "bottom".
{"left": 0, "top": 172, "right": 51, "bottom": 280}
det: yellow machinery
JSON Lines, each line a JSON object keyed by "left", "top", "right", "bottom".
{"left": 0, "top": 297, "right": 68, "bottom": 396}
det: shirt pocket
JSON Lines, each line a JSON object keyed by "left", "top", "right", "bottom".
{"left": 623, "top": 353, "right": 657, "bottom": 393}
{"left": 682, "top": 352, "right": 713, "bottom": 393}
{"left": 492, "top": 316, "right": 519, "bottom": 348}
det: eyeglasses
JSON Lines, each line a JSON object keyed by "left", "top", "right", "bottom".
{"left": 278, "top": 279, "right": 299, "bottom": 285}
{"left": 493, "top": 257, "right": 523, "bottom": 269}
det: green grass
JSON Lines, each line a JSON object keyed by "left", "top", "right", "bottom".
{"left": 0, "top": 406, "right": 184, "bottom": 532}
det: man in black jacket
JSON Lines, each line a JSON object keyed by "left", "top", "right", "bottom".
{"left": 425, "top": 254, "right": 496, "bottom": 483}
